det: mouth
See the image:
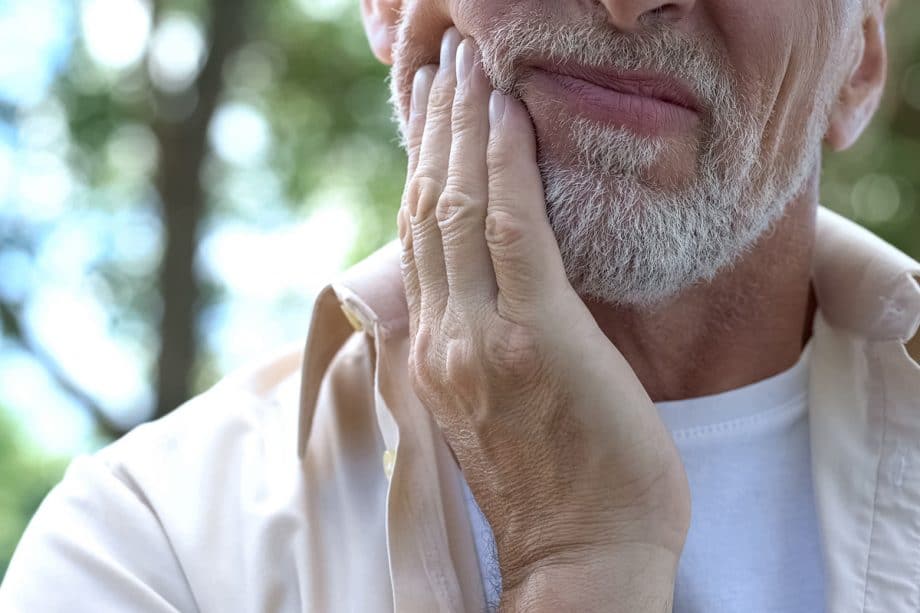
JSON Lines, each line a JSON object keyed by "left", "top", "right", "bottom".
{"left": 527, "top": 62, "right": 702, "bottom": 136}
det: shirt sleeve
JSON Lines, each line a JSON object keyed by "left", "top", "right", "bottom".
{"left": 0, "top": 454, "right": 199, "bottom": 613}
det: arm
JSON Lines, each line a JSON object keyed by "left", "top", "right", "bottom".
{"left": 0, "top": 455, "right": 196, "bottom": 613}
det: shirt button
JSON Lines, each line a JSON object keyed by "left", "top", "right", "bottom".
{"left": 382, "top": 449, "right": 396, "bottom": 480}
{"left": 340, "top": 303, "right": 364, "bottom": 332}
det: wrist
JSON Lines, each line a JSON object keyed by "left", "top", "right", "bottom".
{"left": 498, "top": 544, "right": 680, "bottom": 613}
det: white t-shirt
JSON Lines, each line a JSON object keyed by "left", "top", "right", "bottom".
{"left": 462, "top": 343, "right": 826, "bottom": 612}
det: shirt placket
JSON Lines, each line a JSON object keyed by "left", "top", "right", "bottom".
{"left": 338, "top": 297, "right": 484, "bottom": 612}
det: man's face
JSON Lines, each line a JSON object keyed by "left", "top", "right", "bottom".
{"left": 387, "top": 0, "right": 863, "bottom": 306}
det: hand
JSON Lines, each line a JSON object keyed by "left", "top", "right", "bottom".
{"left": 398, "top": 28, "right": 691, "bottom": 607}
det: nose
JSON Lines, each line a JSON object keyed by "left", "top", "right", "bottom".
{"left": 595, "top": 0, "right": 695, "bottom": 31}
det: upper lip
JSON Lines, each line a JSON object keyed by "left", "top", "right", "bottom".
{"left": 531, "top": 61, "right": 702, "bottom": 113}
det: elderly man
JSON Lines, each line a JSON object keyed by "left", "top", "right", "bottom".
{"left": 2, "top": 0, "right": 919, "bottom": 611}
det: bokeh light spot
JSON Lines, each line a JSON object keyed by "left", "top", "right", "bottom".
{"left": 148, "top": 12, "right": 207, "bottom": 93}
{"left": 851, "top": 174, "right": 901, "bottom": 225}
{"left": 80, "top": 0, "right": 152, "bottom": 70}
{"left": 209, "top": 102, "right": 271, "bottom": 166}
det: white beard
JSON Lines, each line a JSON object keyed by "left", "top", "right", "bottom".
{"left": 391, "top": 7, "right": 836, "bottom": 307}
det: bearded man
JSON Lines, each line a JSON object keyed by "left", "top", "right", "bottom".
{"left": 2, "top": 0, "right": 918, "bottom": 611}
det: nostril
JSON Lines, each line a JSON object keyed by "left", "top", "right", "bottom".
{"left": 597, "top": 0, "right": 692, "bottom": 30}
{"left": 646, "top": 3, "right": 690, "bottom": 23}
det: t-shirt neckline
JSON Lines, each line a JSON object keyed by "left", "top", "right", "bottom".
{"left": 654, "top": 340, "right": 812, "bottom": 437}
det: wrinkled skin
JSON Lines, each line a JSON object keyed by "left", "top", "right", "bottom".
{"left": 361, "top": 0, "right": 887, "bottom": 609}
{"left": 383, "top": 0, "right": 879, "bottom": 181}
{"left": 397, "top": 33, "right": 691, "bottom": 604}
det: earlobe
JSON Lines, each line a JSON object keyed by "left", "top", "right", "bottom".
{"left": 361, "top": 0, "right": 402, "bottom": 65}
{"left": 824, "top": 10, "right": 887, "bottom": 151}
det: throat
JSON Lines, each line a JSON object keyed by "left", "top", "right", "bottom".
{"left": 583, "top": 195, "right": 818, "bottom": 402}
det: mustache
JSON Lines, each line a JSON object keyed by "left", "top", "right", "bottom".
{"left": 476, "top": 10, "right": 740, "bottom": 114}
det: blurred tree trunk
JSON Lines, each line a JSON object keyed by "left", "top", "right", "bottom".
{"left": 153, "top": 0, "right": 251, "bottom": 419}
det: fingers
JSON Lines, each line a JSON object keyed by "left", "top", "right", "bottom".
{"left": 486, "top": 92, "right": 569, "bottom": 321}
{"left": 405, "top": 66, "right": 437, "bottom": 183}
{"left": 402, "top": 28, "right": 565, "bottom": 335}
{"left": 408, "top": 28, "right": 462, "bottom": 322}
{"left": 438, "top": 39, "right": 498, "bottom": 311}
{"left": 400, "top": 66, "right": 436, "bottom": 340}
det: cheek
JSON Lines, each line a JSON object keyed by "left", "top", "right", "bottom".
{"left": 452, "top": 0, "right": 500, "bottom": 29}
{"left": 398, "top": 0, "right": 510, "bottom": 65}
{"left": 714, "top": 1, "right": 843, "bottom": 160}
{"left": 388, "top": 1, "right": 451, "bottom": 124}
{"left": 390, "top": 0, "right": 498, "bottom": 122}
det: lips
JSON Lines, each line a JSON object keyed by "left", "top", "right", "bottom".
{"left": 527, "top": 62, "right": 702, "bottom": 136}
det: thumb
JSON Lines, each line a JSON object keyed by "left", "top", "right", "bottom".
{"left": 485, "top": 91, "right": 570, "bottom": 322}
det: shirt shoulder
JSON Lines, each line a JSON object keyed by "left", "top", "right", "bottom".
{"left": 98, "top": 343, "right": 305, "bottom": 478}
{"left": 815, "top": 207, "right": 920, "bottom": 348}
{"left": 1, "top": 346, "right": 306, "bottom": 611}
{"left": 2, "top": 336, "right": 384, "bottom": 612}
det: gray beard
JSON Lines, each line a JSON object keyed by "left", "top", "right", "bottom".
{"left": 391, "top": 8, "right": 835, "bottom": 307}
{"left": 533, "top": 115, "right": 816, "bottom": 307}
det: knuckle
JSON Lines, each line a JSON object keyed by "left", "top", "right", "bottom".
{"left": 409, "top": 325, "right": 440, "bottom": 394}
{"left": 398, "top": 215, "right": 415, "bottom": 256}
{"left": 443, "top": 337, "right": 481, "bottom": 392}
{"left": 483, "top": 323, "right": 544, "bottom": 381}
{"left": 443, "top": 337, "right": 491, "bottom": 425}
{"left": 435, "top": 189, "right": 478, "bottom": 229}
{"left": 409, "top": 322, "right": 487, "bottom": 414}
{"left": 413, "top": 322, "right": 434, "bottom": 360}
{"left": 408, "top": 175, "right": 444, "bottom": 219}
{"left": 485, "top": 210, "right": 525, "bottom": 250}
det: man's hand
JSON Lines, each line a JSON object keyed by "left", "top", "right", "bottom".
{"left": 398, "top": 28, "right": 691, "bottom": 610}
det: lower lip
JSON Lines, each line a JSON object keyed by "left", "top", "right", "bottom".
{"left": 529, "top": 69, "right": 700, "bottom": 137}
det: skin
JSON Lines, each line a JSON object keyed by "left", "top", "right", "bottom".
{"left": 360, "top": 0, "right": 889, "bottom": 610}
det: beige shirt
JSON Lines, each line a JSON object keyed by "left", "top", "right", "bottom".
{"left": 1, "top": 207, "right": 918, "bottom": 612}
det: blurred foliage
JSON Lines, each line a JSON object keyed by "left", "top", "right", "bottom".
{"left": 0, "top": 0, "right": 919, "bottom": 585}
{"left": 1, "top": 0, "right": 403, "bottom": 580}
{"left": 0, "top": 406, "right": 66, "bottom": 578}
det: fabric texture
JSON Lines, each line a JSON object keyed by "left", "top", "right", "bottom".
{"left": 0, "top": 207, "right": 918, "bottom": 613}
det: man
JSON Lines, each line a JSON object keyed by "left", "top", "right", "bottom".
{"left": 2, "top": 0, "right": 918, "bottom": 611}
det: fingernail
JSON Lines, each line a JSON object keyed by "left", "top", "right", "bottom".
{"left": 411, "top": 67, "right": 432, "bottom": 114}
{"left": 456, "top": 39, "right": 473, "bottom": 84}
{"left": 489, "top": 91, "right": 506, "bottom": 125}
{"left": 440, "top": 28, "right": 460, "bottom": 73}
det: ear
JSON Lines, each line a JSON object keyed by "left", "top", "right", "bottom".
{"left": 824, "top": 5, "right": 888, "bottom": 151}
{"left": 361, "top": 0, "right": 403, "bottom": 65}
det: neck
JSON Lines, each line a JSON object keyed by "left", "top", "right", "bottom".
{"left": 584, "top": 175, "right": 819, "bottom": 402}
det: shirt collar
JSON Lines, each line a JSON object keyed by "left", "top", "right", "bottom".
{"left": 298, "top": 206, "right": 920, "bottom": 456}
{"left": 813, "top": 206, "right": 920, "bottom": 342}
